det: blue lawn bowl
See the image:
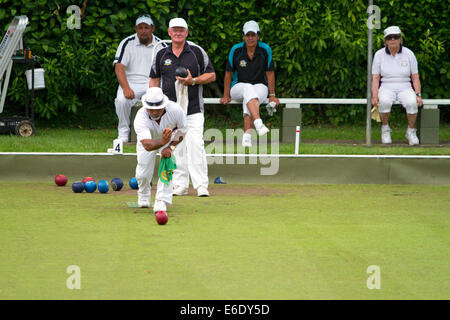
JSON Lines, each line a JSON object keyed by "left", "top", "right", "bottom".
{"left": 111, "top": 178, "right": 123, "bottom": 191}
{"left": 98, "top": 180, "right": 109, "bottom": 193}
{"left": 214, "top": 176, "right": 226, "bottom": 184}
{"left": 129, "top": 177, "right": 139, "bottom": 190}
{"left": 72, "top": 182, "right": 84, "bottom": 193}
{"left": 84, "top": 180, "right": 97, "bottom": 193}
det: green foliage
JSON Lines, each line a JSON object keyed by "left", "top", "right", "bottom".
{"left": 0, "top": 0, "right": 448, "bottom": 125}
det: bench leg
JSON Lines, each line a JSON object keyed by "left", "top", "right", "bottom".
{"left": 419, "top": 106, "right": 439, "bottom": 144}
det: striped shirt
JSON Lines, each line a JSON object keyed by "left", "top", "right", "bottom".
{"left": 150, "top": 41, "right": 215, "bottom": 115}
{"left": 113, "top": 34, "right": 166, "bottom": 84}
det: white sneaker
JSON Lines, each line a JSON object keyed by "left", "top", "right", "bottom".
{"left": 406, "top": 129, "right": 419, "bottom": 145}
{"left": 381, "top": 126, "right": 392, "bottom": 144}
{"left": 242, "top": 133, "right": 252, "bottom": 147}
{"left": 197, "top": 186, "right": 209, "bottom": 197}
{"left": 138, "top": 199, "right": 150, "bottom": 208}
{"left": 173, "top": 186, "right": 188, "bottom": 196}
{"left": 153, "top": 200, "right": 167, "bottom": 213}
{"left": 256, "top": 124, "right": 269, "bottom": 137}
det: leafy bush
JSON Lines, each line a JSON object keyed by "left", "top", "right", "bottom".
{"left": 0, "top": 0, "right": 448, "bottom": 126}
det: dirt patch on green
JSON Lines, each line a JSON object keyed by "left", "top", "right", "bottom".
{"left": 111, "top": 184, "right": 293, "bottom": 196}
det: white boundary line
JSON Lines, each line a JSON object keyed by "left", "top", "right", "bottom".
{"left": 0, "top": 152, "right": 449, "bottom": 159}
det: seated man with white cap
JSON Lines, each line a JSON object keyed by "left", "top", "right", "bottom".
{"left": 371, "top": 26, "right": 423, "bottom": 145}
{"left": 220, "top": 20, "right": 280, "bottom": 147}
{"left": 113, "top": 14, "right": 166, "bottom": 143}
{"left": 133, "top": 87, "right": 188, "bottom": 213}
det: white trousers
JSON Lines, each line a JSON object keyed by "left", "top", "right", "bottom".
{"left": 135, "top": 142, "right": 173, "bottom": 205}
{"left": 378, "top": 86, "right": 418, "bottom": 114}
{"left": 230, "top": 83, "right": 268, "bottom": 116}
{"left": 172, "top": 112, "right": 208, "bottom": 190}
{"left": 115, "top": 82, "right": 148, "bottom": 139}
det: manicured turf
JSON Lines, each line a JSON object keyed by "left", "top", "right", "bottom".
{"left": 1, "top": 182, "right": 449, "bottom": 299}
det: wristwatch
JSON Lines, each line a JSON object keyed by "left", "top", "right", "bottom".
{"left": 169, "top": 145, "right": 176, "bottom": 151}
{"left": 416, "top": 93, "right": 421, "bottom": 97}
{"left": 192, "top": 78, "right": 196, "bottom": 86}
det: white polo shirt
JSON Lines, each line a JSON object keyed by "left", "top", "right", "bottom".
{"left": 133, "top": 101, "right": 188, "bottom": 144}
{"left": 113, "top": 34, "right": 166, "bottom": 84}
{"left": 372, "top": 46, "right": 418, "bottom": 90}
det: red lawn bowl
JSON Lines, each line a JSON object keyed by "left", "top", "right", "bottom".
{"left": 82, "top": 177, "right": 95, "bottom": 184}
{"left": 155, "top": 211, "right": 168, "bottom": 225}
{"left": 55, "top": 174, "right": 68, "bottom": 186}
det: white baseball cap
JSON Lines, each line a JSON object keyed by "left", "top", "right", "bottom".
{"left": 384, "top": 26, "right": 401, "bottom": 37}
{"left": 136, "top": 14, "right": 154, "bottom": 26}
{"left": 169, "top": 18, "right": 188, "bottom": 29}
{"left": 141, "top": 87, "right": 169, "bottom": 110}
{"left": 243, "top": 20, "right": 260, "bottom": 35}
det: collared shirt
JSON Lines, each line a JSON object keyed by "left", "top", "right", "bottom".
{"left": 372, "top": 45, "right": 419, "bottom": 86}
{"left": 226, "top": 41, "right": 274, "bottom": 88}
{"left": 113, "top": 33, "right": 166, "bottom": 84}
{"left": 150, "top": 41, "right": 215, "bottom": 115}
{"left": 133, "top": 101, "right": 188, "bottom": 143}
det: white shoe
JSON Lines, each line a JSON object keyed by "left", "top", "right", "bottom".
{"left": 242, "top": 133, "right": 252, "bottom": 147}
{"left": 153, "top": 200, "right": 167, "bottom": 213}
{"left": 173, "top": 186, "right": 188, "bottom": 196}
{"left": 406, "top": 129, "right": 419, "bottom": 145}
{"left": 381, "top": 126, "right": 392, "bottom": 144}
{"left": 256, "top": 124, "right": 269, "bottom": 137}
{"left": 138, "top": 199, "right": 150, "bottom": 208}
{"left": 197, "top": 187, "right": 209, "bottom": 197}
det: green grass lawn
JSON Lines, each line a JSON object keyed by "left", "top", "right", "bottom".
{"left": 1, "top": 182, "right": 449, "bottom": 299}
{"left": 0, "top": 125, "right": 449, "bottom": 155}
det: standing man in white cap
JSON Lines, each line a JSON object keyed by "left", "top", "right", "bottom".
{"left": 113, "top": 14, "right": 167, "bottom": 143}
{"left": 150, "top": 17, "right": 216, "bottom": 197}
{"left": 134, "top": 87, "right": 187, "bottom": 213}
{"left": 220, "top": 20, "right": 279, "bottom": 147}
{"left": 372, "top": 26, "right": 423, "bottom": 145}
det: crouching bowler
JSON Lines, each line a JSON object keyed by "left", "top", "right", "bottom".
{"left": 134, "top": 87, "right": 188, "bottom": 213}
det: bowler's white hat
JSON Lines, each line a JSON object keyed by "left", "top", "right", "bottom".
{"left": 141, "top": 87, "right": 169, "bottom": 110}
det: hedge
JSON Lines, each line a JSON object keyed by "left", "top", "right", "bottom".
{"left": 1, "top": 0, "right": 448, "bottom": 126}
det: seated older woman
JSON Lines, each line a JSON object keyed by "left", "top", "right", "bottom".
{"left": 371, "top": 26, "right": 423, "bottom": 145}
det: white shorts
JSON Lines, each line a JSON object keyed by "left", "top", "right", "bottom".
{"left": 378, "top": 86, "right": 418, "bottom": 114}
{"left": 230, "top": 83, "right": 268, "bottom": 116}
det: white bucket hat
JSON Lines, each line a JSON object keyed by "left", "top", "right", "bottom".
{"left": 141, "top": 87, "right": 169, "bottom": 110}
{"left": 243, "top": 20, "right": 260, "bottom": 35}
{"left": 384, "top": 26, "right": 401, "bottom": 38}
{"left": 169, "top": 18, "right": 188, "bottom": 29}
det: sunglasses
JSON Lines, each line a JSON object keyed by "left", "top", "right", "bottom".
{"left": 385, "top": 34, "right": 401, "bottom": 40}
{"left": 138, "top": 14, "right": 151, "bottom": 18}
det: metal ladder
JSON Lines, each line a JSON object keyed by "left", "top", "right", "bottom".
{"left": 0, "top": 16, "right": 28, "bottom": 114}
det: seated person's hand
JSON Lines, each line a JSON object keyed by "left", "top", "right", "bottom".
{"left": 123, "top": 87, "right": 135, "bottom": 99}
{"left": 269, "top": 95, "right": 280, "bottom": 107}
{"left": 220, "top": 96, "right": 231, "bottom": 104}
